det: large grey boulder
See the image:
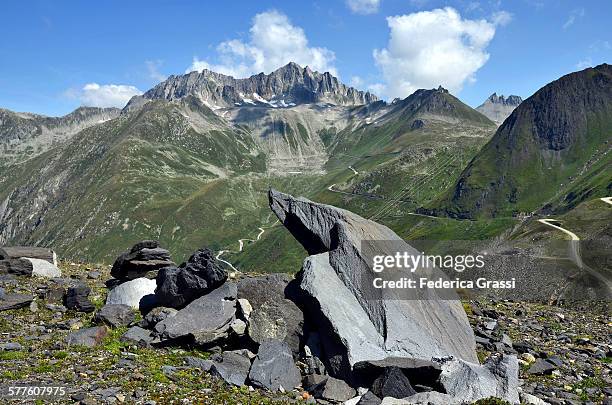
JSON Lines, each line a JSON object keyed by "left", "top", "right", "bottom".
{"left": 111, "top": 240, "right": 175, "bottom": 280}
{"left": 155, "top": 248, "right": 227, "bottom": 308}
{"left": 370, "top": 367, "right": 416, "bottom": 399}
{"left": 438, "top": 354, "right": 519, "bottom": 404}
{"left": 237, "top": 274, "right": 303, "bottom": 354}
{"left": 0, "top": 258, "right": 33, "bottom": 276}
{"left": 0, "top": 246, "right": 57, "bottom": 265}
{"left": 121, "top": 326, "right": 156, "bottom": 347}
{"left": 310, "top": 376, "right": 357, "bottom": 402}
{"left": 248, "top": 339, "right": 301, "bottom": 391}
{"left": 65, "top": 283, "right": 95, "bottom": 313}
{"left": 269, "top": 189, "right": 478, "bottom": 379}
{"left": 0, "top": 292, "right": 33, "bottom": 311}
{"left": 106, "top": 277, "right": 157, "bottom": 310}
{"left": 154, "top": 283, "right": 237, "bottom": 345}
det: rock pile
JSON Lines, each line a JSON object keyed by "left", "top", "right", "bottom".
{"left": 96, "top": 190, "right": 519, "bottom": 404}
{"left": 110, "top": 240, "right": 174, "bottom": 281}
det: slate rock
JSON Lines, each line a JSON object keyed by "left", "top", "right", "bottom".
{"left": 0, "top": 258, "right": 33, "bottom": 276}
{"left": 185, "top": 356, "right": 214, "bottom": 372}
{"left": 106, "top": 277, "right": 157, "bottom": 310}
{"left": 65, "top": 283, "right": 95, "bottom": 313}
{"left": 269, "top": 189, "right": 478, "bottom": 380}
{"left": 528, "top": 358, "right": 556, "bottom": 376}
{"left": 370, "top": 367, "right": 417, "bottom": 399}
{"left": 238, "top": 274, "right": 304, "bottom": 354}
{"left": 66, "top": 326, "right": 108, "bottom": 347}
{"left": 121, "top": 326, "right": 155, "bottom": 347}
{"left": 398, "top": 392, "right": 463, "bottom": 404}
{"left": 0, "top": 293, "right": 33, "bottom": 311}
{"left": 111, "top": 241, "right": 174, "bottom": 280}
{"left": 155, "top": 283, "right": 237, "bottom": 345}
{"left": 209, "top": 351, "right": 251, "bottom": 387}
{"left": 248, "top": 339, "right": 301, "bottom": 391}
{"left": 155, "top": 248, "right": 227, "bottom": 308}
{"left": 438, "top": 354, "right": 519, "bottom": 404}
{"left": 311, "top": 376, "right": 357, "bottom": 402}
{"left": 94, "top": 304, "right": 135, "bottom": 328}
{"left": 0, "top": 342, "right": 23, "bottom": 351}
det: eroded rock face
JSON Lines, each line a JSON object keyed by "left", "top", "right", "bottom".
{"left": 268, "top": 189, "right": 478, "bottom": 379}
{"left": 155, "top": 248, "right": 227, "bottom": 309}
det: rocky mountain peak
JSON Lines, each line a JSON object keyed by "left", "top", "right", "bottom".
{"left": 135, "top": 62, "right": 378, "bottom": 109}
{"left": 476, "top": 93, "right": 523, "bottom": 125}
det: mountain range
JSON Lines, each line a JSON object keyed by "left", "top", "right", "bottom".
{"left": 0, "top": 62, "right": 610, "bottom": 272}
{"left": 476, "top": 93, "right": 523, "bottom": 125}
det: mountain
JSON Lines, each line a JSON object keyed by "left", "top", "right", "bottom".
{"left": 476, "top": 93, "right": 523, "bottom": 125}
{"left": 129, "top": 62, "right": 378, "bottom": 110}
{"left": 433, "top": 64, "right": 612, "bottom": 218}
{"left": 0, "top": 106, "right": 120, "bottom": 164}
{"left": 0, "top": 65, "right": 495, "bottom": 266}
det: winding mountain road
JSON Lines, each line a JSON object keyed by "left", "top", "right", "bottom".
{"left": 601, "top": 197, "right": 612, "bottom": 206}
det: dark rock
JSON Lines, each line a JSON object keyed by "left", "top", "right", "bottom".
{"left": 155, "top": 248, "right": 227, "bottom": 308}
{"left": 353, "top": 357, "right": 441, "bottom": 387}
{"left": 357, "top": 391, "right": 382, "bottom": 405}
{"left": 512, "top": 341, "right": 533, "bottom": 354}
{"left": 87, "top": 271, "right": 101, "bottom": 279}
{"left": 0, "top": 293, "right": 33, "bottom": 311}
{"left": 528, "top": 359, "right": 556, "bottom": 375}
{"left": 248, "top": 339, "right": 301, "bottom": 391}
{"left": 94, "top": 304, "right": 135, "bottom": 328}
{"left": 238, "top": 274, "right": 303, "bottom": 354}
{"left": 311, "top": 376, "right": 356, "bottom": 402}
{"left": 209, "top": 351, "right": 251, "bottom": 387}
{"left": 0, "top": 258, "right": 33, "bottom": 276}
{"left": 303, "top": 374, "right": 328, "bottom": 391}
{"left": 65, "top": 283, "right": 95, "bottom": 313}
{"left": 410, "top": 119, "right": 425, "bottom": 130}
{"left": 155, "top": 283, "right": 237, "bottom": 345}
{"left": 120, "top": 326, "right": 155, "bottom": 347}
{"left": 370, "top": 366, "right": 416, "bottom": 399}
{"left": 0, "top": 246, "right": 56, "bottom": 264}
{"left": 66, "top": 326, "right": 108, "bottom": 347}
{"left": 111, "top": 241, "right": 174, "bottom": 280}
{"left": 269, "top": 189, "right": 478, "bottom": 380}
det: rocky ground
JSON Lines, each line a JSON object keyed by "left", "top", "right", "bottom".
{"left": 1, "top": 263, "right": 610, "bottom": 404}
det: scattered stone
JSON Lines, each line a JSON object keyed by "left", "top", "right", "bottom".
{"left": 209, "top": 351, "right": 251, "bottom": 387}
{"left": 111, "top": 241, "right": 174, "bottom": 280}
{"left": 120, "top": 326, "right": 155, "bottom": 347}
{"left": 66, "top": 326, "right": 108, "bottom": 347}
{"left": 87, "top": 271, "right": 102, "bottom": 279}
{"left": 311, "top": 375, "right": 357, "bottom": 403}
{"left": 155, "top": 283, "right": 237, "bottom": 345}
{"left": 155, "top": 248, "right": 227, "bottom": 308}
{"left": 248, "top": 339, "right": 301, "bottom": 392}
{"left": 94, "top": 304, "right": 135, "bottom": 328}
{"left": 65, "top": 283, "right": 95, "bottom": 312}
{"left": 528, "top": 358, "right": 556, "bottom": 375}
{"left": 269, "top": 189, "right": 478, "bottom": 379}
{"left": 185, "top": 356, "right": 213, "bottom": 372}
{"left": 370, "top": 367, "right": 416, "bottom": 399}
{"left": 0, "top": 258, "right": 33, "bottom": 276}
{"left": 106, "top": 277, "right": 157, "bottom": 310}
{"left": 0, "top": 342, "right": 23, "bottom": 351}
{"left": 357, "top": 391, "right": 382, "bottom": 405}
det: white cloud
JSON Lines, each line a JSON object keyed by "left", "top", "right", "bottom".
{"left": 349, "top": 76, "right": 364, "bottom": 88}
{"left": 372, "top": 7, "right": 496, "bottom": 99}
{"left": 186, "top": 10, "right": 337, "bottom": 78}
{"left": 491, "top": 10, "right": 513, "bottom": 26}
{"left": 79, "top": 83, "right": 142, "bottom": 108}
{"left": 576, "top": 58, "right": 592, "bottom": 70}
{"left": 146, "top": 60, "right": 167, "bottom": 83}
{"left": 346, "top": 0, "right": 380, "bottom": 15}
{"left": 563, "top": 8, "right": 585, "bottom": 30}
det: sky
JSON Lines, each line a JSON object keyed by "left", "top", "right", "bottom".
{"left": 0, "top": 0, "right": 610, "bottom": 116}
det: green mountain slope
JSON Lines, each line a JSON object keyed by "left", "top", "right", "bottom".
{"left": 431, "top": 64, "right": 612, "bottom": 219}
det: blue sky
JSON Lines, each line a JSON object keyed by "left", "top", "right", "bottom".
{"left": 0, "top": 0, "right": 610, "bottom": 116}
